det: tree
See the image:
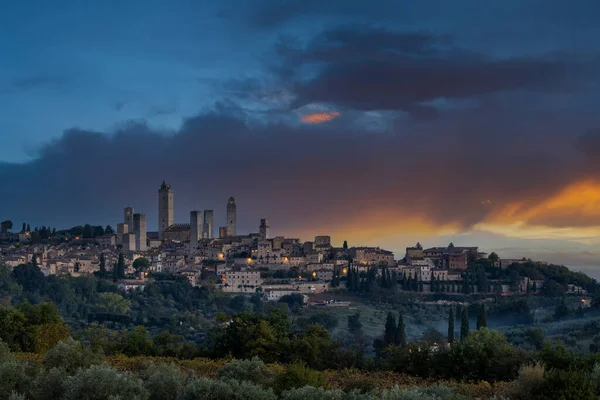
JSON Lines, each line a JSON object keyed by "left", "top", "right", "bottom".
{"left": 12, "top": 263, "right": 44, "bottom": 292}
{"left": 132, "top": 257, "right": 151, "bottom": 272}
{"left": 93, "top": 225, "right": 105, "bottom": 237}
{"left": 554, "top": 297, "right": 569, "bottom": 319}
{"left": 383, "top": 312, "right": 397, "bottom": 346}
{"left": 532, "top": 281, "right": 538, "bottom": 293}
{"left": 95, "top": 292, "right": 131, "bottom": 315}
{"left": 105, "top": 225, "right": 114, "bottom": 235}
{"left": 347, "top": 313, "right": 363, "bottom": 335}
{"left": 460, "top": 306, "right": 469, "bottom": 340}
{"left": 278, "top": 294, "right": 304, "bottom": 314}
{"left": 477, "top": 304, "right": 487, "bottom": 329}
{"left": 26, "top": 224, "right": 30, "bottom": 232}
{"left": 21, "top": 223, "right": 26, "bottom": 232}
{"left": 33, "top": 323, "right": 70, "bottom": 353}
{"left": 99, "top": 253, "right": 106, "bottom": 278}
{"left": 343, "top": 240, "right": 348, "bottom": 250}
{"left": 0, "top": 220, "right": 13, "bottom": 233}
{"left": 116, "top": 252, "right": 125, "bottom": 279}
{"left": 30, "top": 254, "right": 37, "bottom": 268}
{"left": 448, "top": 307, "right": 455, "bottom": 343}
{"left": 488, "top": 252, "right": 499, "bottom": 262}
{"left": 396, "top": 312, "right": 406, "bottom": 346}
{"left": 83, "top": 224, "right": 94, "bottom": 238}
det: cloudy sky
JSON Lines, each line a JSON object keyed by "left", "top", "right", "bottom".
{"left": 1, "top": 0, "right": 600, "bottom": 275}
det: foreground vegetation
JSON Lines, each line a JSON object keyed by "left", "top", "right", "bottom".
{"left": 3, "top": 337, "right": 600, "bottom": 400}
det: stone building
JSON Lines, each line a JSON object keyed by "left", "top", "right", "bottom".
{"left": 158, "top": 181, "right": 174, "bottom": 240}
{"left": 259, "top": 218, "right": 270, "bottom": 240}
{"left": 124, "top": 207, "right": 134, "bottom": 232}
{"left": 226, "top": 197, "right": 236, "bottom": 237}
{"left": 123, "top": 233, "right": 136, "bottom": 252}
{"left": 116, "top": 223, "right": 128, "bottom": 246}
{"left": 133, "top": 213, "right": 147, "bottom": 252}
{"left": 190, "top": 211, "right": 201, "bottom": 253}
{"left": 203, "top": 210, "right": 214, "bottom": 239}
{"left": 163, "top": 224, "right": 191, "bottom": 242}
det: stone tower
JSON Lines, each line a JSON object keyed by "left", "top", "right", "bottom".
{"left": 203, "top": 210, "right": 214, "bottom": 239}
{"left": 158, "top": 181, "right": 174, "bottom": 240}
{"left": 259, "top": 218, "right": 269, "bottom": 240}
{"left": 124, "top": 207, "right": 134, "bottom": 232}
{"left": 226, "top": 197, "right": 236, "bottom": 237}
{"left": 190, "top": 211, "right": 201, "bottom": 253}
{"left": 133, "top": 213, "right": 147, "bottom": 252}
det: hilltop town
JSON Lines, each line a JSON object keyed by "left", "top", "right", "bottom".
{"left": 0, "top": 181, "right": 590, "bottom": 303}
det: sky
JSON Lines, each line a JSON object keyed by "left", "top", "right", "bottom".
{"left": 1, "top": 0, "right": 600, "bottom": 276}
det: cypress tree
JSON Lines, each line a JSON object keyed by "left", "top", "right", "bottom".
{"left": 346, "top": 268, "right": 354, "bottom": 291}
{"left": 117, "top": 252, "right": 125, "bottom": 279}
{"left": 396, "top": 312, "right": 407, "bottom": 346}
{"left": 460, "top": 306, "right": 469, "bottom": 340}
{"left": 532, "top": 281, "right": 537, "bottom": 293}
{"left": 477, "top": 304, "right": 487, "bottom": 329}
{"left": 99, "top": 253, "right": 106, "bottom": 278}
{"left": 354, "top": 268, "right": 360, "bottom": 292}
{"left": 448, "top": 307, "right": 455, "bottom": 343}
{"left": 26, "top": 224, "right": 30, "bottom": 232}
{"left": 21, "top": 222, "right": 26, "bottom": 232}
{"left": 381, "top": 267, "right": 388, "bottom": 288}
{"left": 30, "top": 254, "right": 37, "bottom": 268}
{"left": 383, "top": 312, "right": 397, "bottom": 345}
{"left": 386, "top": 268, "right": 392, "bottom": 289}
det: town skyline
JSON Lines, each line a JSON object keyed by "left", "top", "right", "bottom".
{"left": 1, "top": 177, "right": 598, "bottom": 279}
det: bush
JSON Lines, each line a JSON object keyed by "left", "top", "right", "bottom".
{"left": 144, "top": 363, "right": 189, "bottom": 400}
{"left": 536, "top": 369, "right": 596, "bottom": 400}
{"left": 182, "top": 378, "right": 276, "bottom": 400}
{"left": 275, "top": 362, "right": 326, "bottom": 393}
{"left": 31, "top": 367, "right": 68, "bottom": 400}
{"left": 281, "top": 386, "right": 346, "bottom": 400}
{"left": 218, "top": 357, "right": 275, "bottom": 387}
{"left": 378, "top": 385, "right": 468, "bottom": 400}
{"left": 505, "top": 363, "right": 545, "bottom": 400}
{"left": 281, "top": 386, "right": 376, "bottom": 400}
{"left": 62, "top": 364, "right": 148, "bottom": 400}
{"left": 0, "top": 361, "right": 32, "bottom": 400}
{"left": 44, "top": 337, "right": 103, "bottom": 374}
{"left": 0, "top": 340, "right": 14, "bottom": 363}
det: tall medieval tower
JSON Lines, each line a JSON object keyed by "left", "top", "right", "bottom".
{"left": 226, "top": 197, "right": 236, "bottom": 237}
{"left": 158, "top": 181, "right": 174, "bottom": 240}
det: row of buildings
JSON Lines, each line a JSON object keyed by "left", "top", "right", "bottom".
{"left": 0, "top": 180, "right": 568, "bottom": 300}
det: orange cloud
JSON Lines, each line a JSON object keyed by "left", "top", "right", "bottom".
{"left": 300, "top": 111, "right": 341, "bottom": 124}
{"left": 476, "top": 180, "right": 600, "bottom": 240}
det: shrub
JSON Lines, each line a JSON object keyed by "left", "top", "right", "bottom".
{"left": 281, "top": 386, "right": 377, "bottom": 400}
{"left": 275, "top": 362, "right": 326, "bottom": 393}
{"left": 379, "top": 385, "right": 467, "bottom": 400}
{"left": 505, "top": 363, "right": 545, "bottom": 400}
{"left": 536, "top": 369, "right": 596, "bottom": 400}
{"left": 0, "top": 361, "right": 31, "bottom": 400}
{"left": 44, "top": 337, "right": 103, "bottom": 374}
{"left": 182, "top": 378, "right": 276, "bottom": 400}
{"left": 0, "top": 340, "right": 14, "bottom": 363}
{"left": 31, "top": 367, "right": 68, "bottom": 400}
{"left": 62, "top": 364, "right": 148, "bottom": 400}
{"left": 218, "top": 357, "right": 275, "bottom": 387}
{"left": 144, "top": 363, "right": 189, "bottom": 400}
